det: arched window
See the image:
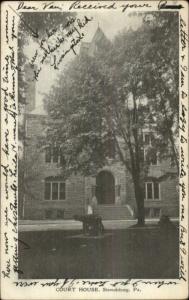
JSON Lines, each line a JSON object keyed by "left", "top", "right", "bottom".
{"left": 44, "top": 176, "right": 66, "bottom": 201}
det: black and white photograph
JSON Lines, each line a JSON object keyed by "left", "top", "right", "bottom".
{"left": 1, "top": 1, "right": 188, "bottom": 299}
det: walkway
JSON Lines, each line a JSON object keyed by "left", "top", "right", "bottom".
{"left": 18, "top": 218, "right": 178, "bottom": 232}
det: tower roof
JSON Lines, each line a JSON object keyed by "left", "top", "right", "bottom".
{"left": 80, "top": 26, "right": 109, "bottom": 56}
{"left": 91, "top": 26, "right": 108, "bottom": 43}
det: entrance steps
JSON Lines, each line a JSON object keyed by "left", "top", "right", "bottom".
{"left": 94, "top": 205, "right": 134, "bottom": 220}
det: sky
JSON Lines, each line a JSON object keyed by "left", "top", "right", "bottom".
{"left": 24, "top": 11, "right": 142, "bottom": 107}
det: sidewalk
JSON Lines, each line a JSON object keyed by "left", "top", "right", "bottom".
{"left": 18, "top": 218, "right": 179, "bottom": 232}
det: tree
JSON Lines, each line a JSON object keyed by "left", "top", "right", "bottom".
{"left": 45, "top": 13, "right": 179, "bottom": 225}
{"left": 141, "top": 12, "right": 179, "bottom": 173}
{"left": 46, "top": 28, "right": 148, "bottom": 225}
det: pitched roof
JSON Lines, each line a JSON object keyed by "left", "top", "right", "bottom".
{"left": 91, "top": 26, "right": 108, "bottom": 43}
{"left": 80, "top": 26, "right": 109, "bottom": 56}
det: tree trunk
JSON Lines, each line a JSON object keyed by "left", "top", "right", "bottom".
{"left": 133, "top": 178, "right": 145, "bottom": 226}
{"left": 168, "top": 131, "right": 179, "bottom": 175}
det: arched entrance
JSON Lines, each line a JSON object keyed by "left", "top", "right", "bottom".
{"left": 96, "top": 171, "right": 115, "bottom": 204}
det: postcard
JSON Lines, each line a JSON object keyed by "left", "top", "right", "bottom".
{"left": 1, "top": 1, "right": 188, "bottom": 299}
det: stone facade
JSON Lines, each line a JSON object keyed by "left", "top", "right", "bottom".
{"left": 23, "top": 110, "right": 178, "bottom": 220}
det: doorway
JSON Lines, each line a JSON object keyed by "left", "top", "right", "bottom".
{"left": 96, "top": 171, "right": 115, "bottom": 204}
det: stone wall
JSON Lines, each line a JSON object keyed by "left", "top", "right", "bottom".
{"left": 24, "top": 114, "right": 85, "bottom": 219}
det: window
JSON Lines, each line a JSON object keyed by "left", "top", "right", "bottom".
{"left": 45, "top": 209, "right": 64, "bottom": 219}
{"left": 144, "top": 133, "right": 150, "bottom": 145}
{"left": 146, "top": 183, "right": 153, "bottom": 199}
{"left": 45, "top": 182, "right": 51, "bottom": 200}
{"left": 57, "top": 209, "right": 64, "bottom": 219}
{"left": 45, "top": 146, "right": 63, "bottom": 163}
{"left": 143, "top": 132, "right": 158, "bottom": 165}
{"left": 59, "top": 182, "right": 66, "bottom": 200}
{"left": 143, "top": 145, "right": 158, "bottom": 165}
{"left": 45, "top": 209, "right": 53, "bottom": 219}
{"left": 52, "top": 182, "right": 58, "bottom": 200}
{"left": 143, "top": 133, "right": 154, "bottom": 146}
{"left": 105, "top": 133, "right": 115, "bottom": 159}
{"left": 145, "top": 207, "right": 161, "bottom": 218}
{"left": 152, "top": 208, "right": 161, "bottom": 218}
{"left": 145, "top": 182, "right": 160, "bottom": 200}
{"left": 45, "top": 147, "right": 51, "bottom": 163}
{"left": 150, "top": 151, "right": 158, "bottom": 165}
{"left": 154, "top": 182, "right": 159, "bottom": 199}
{"left": 52, "top": 147, "right": 59, "bottom": 163}
{"left": 44, "top": 178, "right": 66, "bottom": 200}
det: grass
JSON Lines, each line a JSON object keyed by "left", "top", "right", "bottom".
{"left": 18, "top": 225, "right": 179, "bottom": 279}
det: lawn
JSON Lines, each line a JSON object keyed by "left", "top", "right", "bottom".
{"left": 18, "top": 225, "right": 179, "bottom": 279}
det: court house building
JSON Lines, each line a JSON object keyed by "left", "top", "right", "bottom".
{"left": 21, "top": 28, "right": 179, "bottom": 220}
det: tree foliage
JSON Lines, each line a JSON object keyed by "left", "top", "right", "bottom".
{"left": 18, "top": 12, "right": 76, "bottom": 106}
{"left": 45, "top": 12, "right": 179, "bottom": 224}
{"left": 141, "top": 12, "right": 179, "bottom": 171}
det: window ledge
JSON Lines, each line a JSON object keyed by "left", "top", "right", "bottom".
{"left": 145, "top": 199, "right": 162, "bottom": 202}
{"left": 42, "top": 200, "right": 66, "bottom": 202}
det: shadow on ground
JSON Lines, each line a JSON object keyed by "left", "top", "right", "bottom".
{"left": 18, "top": 225, "right": 179, "bottom": 279}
